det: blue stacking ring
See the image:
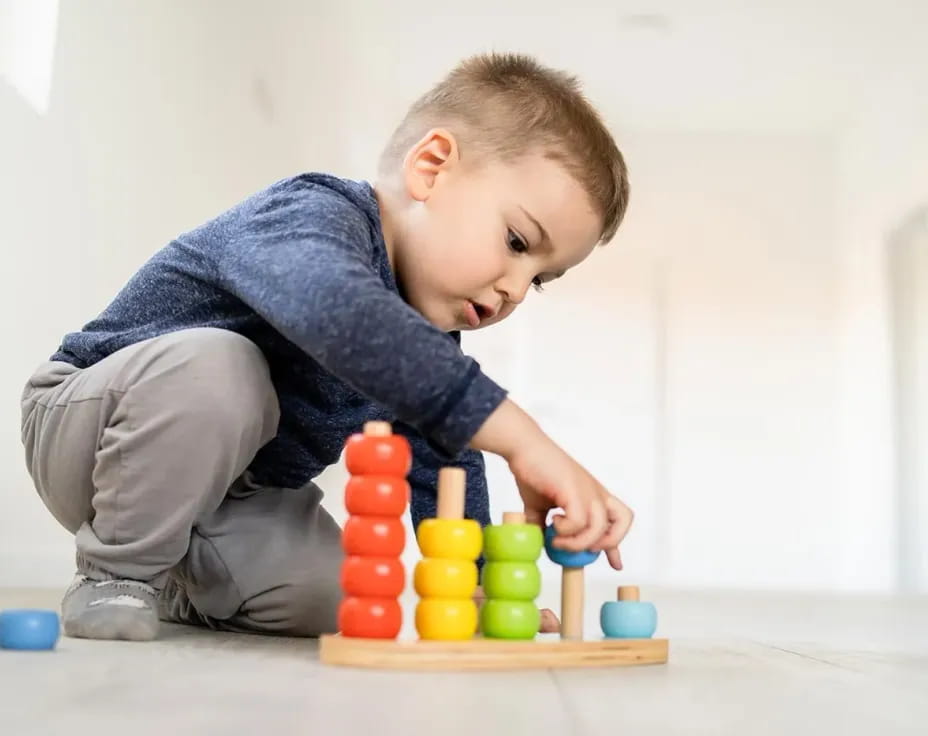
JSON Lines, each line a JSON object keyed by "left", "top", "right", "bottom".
{"left": 0, "top": 609, "right": 60, "bottom": 650}
{"left": 543, "top": 524, "right": 601, "bottom": 568}
{"left": 600, "top": 600, "right": 658, "bottom": 639}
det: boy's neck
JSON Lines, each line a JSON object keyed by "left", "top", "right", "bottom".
{"left": 372, "top": 183, "right": 400, "bottom": 277}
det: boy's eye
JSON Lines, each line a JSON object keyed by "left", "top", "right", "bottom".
{"left": 507, "top": 228, "right": 545, "bottom": 292}
{"left": 507, "top": 229, "right": 528, "bottom": 254}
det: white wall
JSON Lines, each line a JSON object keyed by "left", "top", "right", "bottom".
{"left": 889, "top": 208, "right": 928, "bottom": 593}
{"left": 2, "top": 1, "right": 925, "bottom": 593}
{"left": 635, "top": 132, "right": 841, "bottom": 589}
{"left": 834, "top": 60, "right": 928, "bottom": 592}
{"left": 0, "top": 1, "right": 345, "bottom": 584}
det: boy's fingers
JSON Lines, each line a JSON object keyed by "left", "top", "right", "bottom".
{"left": 610, "top": 502, "right": 634, "bottom": 548}
{"left": 551, "top": 505, "right": 588, "bottom": 539}
{"left": 555, "top": 499, "right": 608, "bottom": 551}
{"left": 591, "top": 500, "right": 633, "bottom": 569}
{"left": 591, "top": 499, "right": 634, "bottom": 551}
{"left": 523, "top": 506, "right": 547, "bottom": 528}
{"left": 605, "top": 546, "right": 623, "bottom": 570}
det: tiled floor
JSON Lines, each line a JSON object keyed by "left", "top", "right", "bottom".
{"left": 1, "top": 585, "right": 926, "bottom": 735}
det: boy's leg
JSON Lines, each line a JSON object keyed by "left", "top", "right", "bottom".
{"left": 160, "top": 475, "right": 344, "bottom": 637}
{"left": 20, "top": 327, "right": 280, "bottom": 639}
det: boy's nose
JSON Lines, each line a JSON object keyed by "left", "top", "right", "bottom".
{"left": 496, "top": 277, "right": 531, "bottom": 306}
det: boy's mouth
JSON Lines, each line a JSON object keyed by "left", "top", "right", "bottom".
{"left": 465, "top": 300, "right": 496, "bottom": 328}
{"left": 464, "top": 301, "right": 481, "bottom": 328}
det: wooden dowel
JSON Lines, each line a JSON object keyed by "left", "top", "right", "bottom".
{"left": 363, "top": 421, "right": 392, "bottom": 437}
{"left": 437, "top": 468, "right": 466, "bottom": 520}
{"left": 561, "top": 567, "right": 584, "bottom": 640}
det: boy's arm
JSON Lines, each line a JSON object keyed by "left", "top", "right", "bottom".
{"left": 217, "top": 180, "right": 633, "bottom": 565}
{"left": 216, "top": 181, "right": 507, "bottom": 459}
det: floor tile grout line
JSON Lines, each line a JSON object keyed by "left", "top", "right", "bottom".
{"left": 752, "top": 641, "right": 863, "bottom": 672}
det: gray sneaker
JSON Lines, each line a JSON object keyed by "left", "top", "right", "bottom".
{"left": 61, "top": 574, "right": 159, "bottom": 641}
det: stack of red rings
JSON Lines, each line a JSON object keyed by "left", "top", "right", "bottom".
{"left": 337, "top": 421, "right": 412, "bottom": 639}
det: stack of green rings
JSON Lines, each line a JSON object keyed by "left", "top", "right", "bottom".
{"left": 479, "top": 512, "right": 544, "bottom": 639}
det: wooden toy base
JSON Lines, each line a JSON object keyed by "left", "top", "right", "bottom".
{"left": 319, "top": 634, "right": 669, "bottom": 670}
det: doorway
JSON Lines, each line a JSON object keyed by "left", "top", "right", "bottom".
{"left": 888, "top": 205, "right": 928, "bottom": 591}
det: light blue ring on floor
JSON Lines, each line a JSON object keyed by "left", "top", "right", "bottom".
{"left": 0, "top": 609, "right": 61, "bottom": 650}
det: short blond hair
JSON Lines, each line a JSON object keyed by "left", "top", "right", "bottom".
{"left": 379, "top": 53, "right": 629, "bottom": 243}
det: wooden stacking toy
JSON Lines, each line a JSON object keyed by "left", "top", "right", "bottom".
{"left": 319, "top": 421, "right": 669, "bottom": 670}
{"left": 414, "top": 467, "right": 481, "bottom": 640}
{"left": 337, "top": 421, "right": 411, "bottom": 639}
{"left": 480, "top": 511, "right": 543, "bottom": 639}
{"left": 543, "top": 523, "right": 601, "bottom": 641}
{"left": 600, "top": 586, "right": 658, "bottom": 639}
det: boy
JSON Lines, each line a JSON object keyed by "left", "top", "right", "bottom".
{"left": 20, "top": 53, "right": 633, "bottom": 641}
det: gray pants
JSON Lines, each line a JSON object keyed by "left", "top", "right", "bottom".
{"left": 20, "top": 328, "right": 343, "bottom": 636}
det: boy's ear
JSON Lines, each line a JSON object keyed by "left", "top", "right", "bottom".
{"left": 402, "top": 128, "right": 459, "bottom": 202}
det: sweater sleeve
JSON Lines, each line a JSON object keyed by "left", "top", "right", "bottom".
{"left": 394, "top": 420, "right": 492, "bottom": 529}
{"left": 215, "top": 180, "right": 507, "bottom": 457}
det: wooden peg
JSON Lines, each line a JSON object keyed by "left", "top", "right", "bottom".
{"left": 363, "top": 421, "right": 392, "bottom": 437}
{"left": 561, "top": 568, "right": 584, "bottom": 640}
{"left": 502, "top": 511, "right": 526, "bottom": 525}
{"left": 436, "top": 468, "right": 466, "bottom": 520}
{"left": 543, "top": 527, "right": 599, "bottom": 642}
{"left": 617, "top": 586, "right": 640, "bottom": 602}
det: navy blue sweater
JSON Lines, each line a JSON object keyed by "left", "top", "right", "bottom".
{"left": 51, "top": 173, "right": 508, "bottom": 529}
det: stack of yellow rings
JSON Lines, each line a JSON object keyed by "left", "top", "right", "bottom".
{"left": 413, "top": 468, "right": 482, "bottom": 640}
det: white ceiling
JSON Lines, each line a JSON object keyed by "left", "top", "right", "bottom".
{"left": 327, "top": 0, "right": 927, "bottom": 134}
{"left": 9, "top": 0, "right": 923, "bottom": 135}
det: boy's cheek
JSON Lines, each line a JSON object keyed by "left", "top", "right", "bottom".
{"left": 493, "top": 305, "right": 517, "bottom": 325}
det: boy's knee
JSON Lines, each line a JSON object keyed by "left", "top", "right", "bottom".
{"left": 148, "top": 328, "right": 280, "bottom": 441}
{"left": 161, "top": 328, "right": 268, "bottom": 387}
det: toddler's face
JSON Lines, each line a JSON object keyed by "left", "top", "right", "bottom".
{"left": 395, "top": 144, "right": 602, "bottom": 332}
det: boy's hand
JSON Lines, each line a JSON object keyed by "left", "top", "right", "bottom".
{"left": 471, "top": 399, "right": 634, "bottom": 571}
{"left": 510, "top": 438, "right": 632, "bottom": 570}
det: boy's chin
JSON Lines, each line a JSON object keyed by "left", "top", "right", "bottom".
{"left": 421, "top": 304, "right": 470, "bottom": 333}
{"left": 416, "top": 299, "right": 484, "bottom": 332}
{"left": 421, "top": 310, "right": 459, "bottom": 333}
